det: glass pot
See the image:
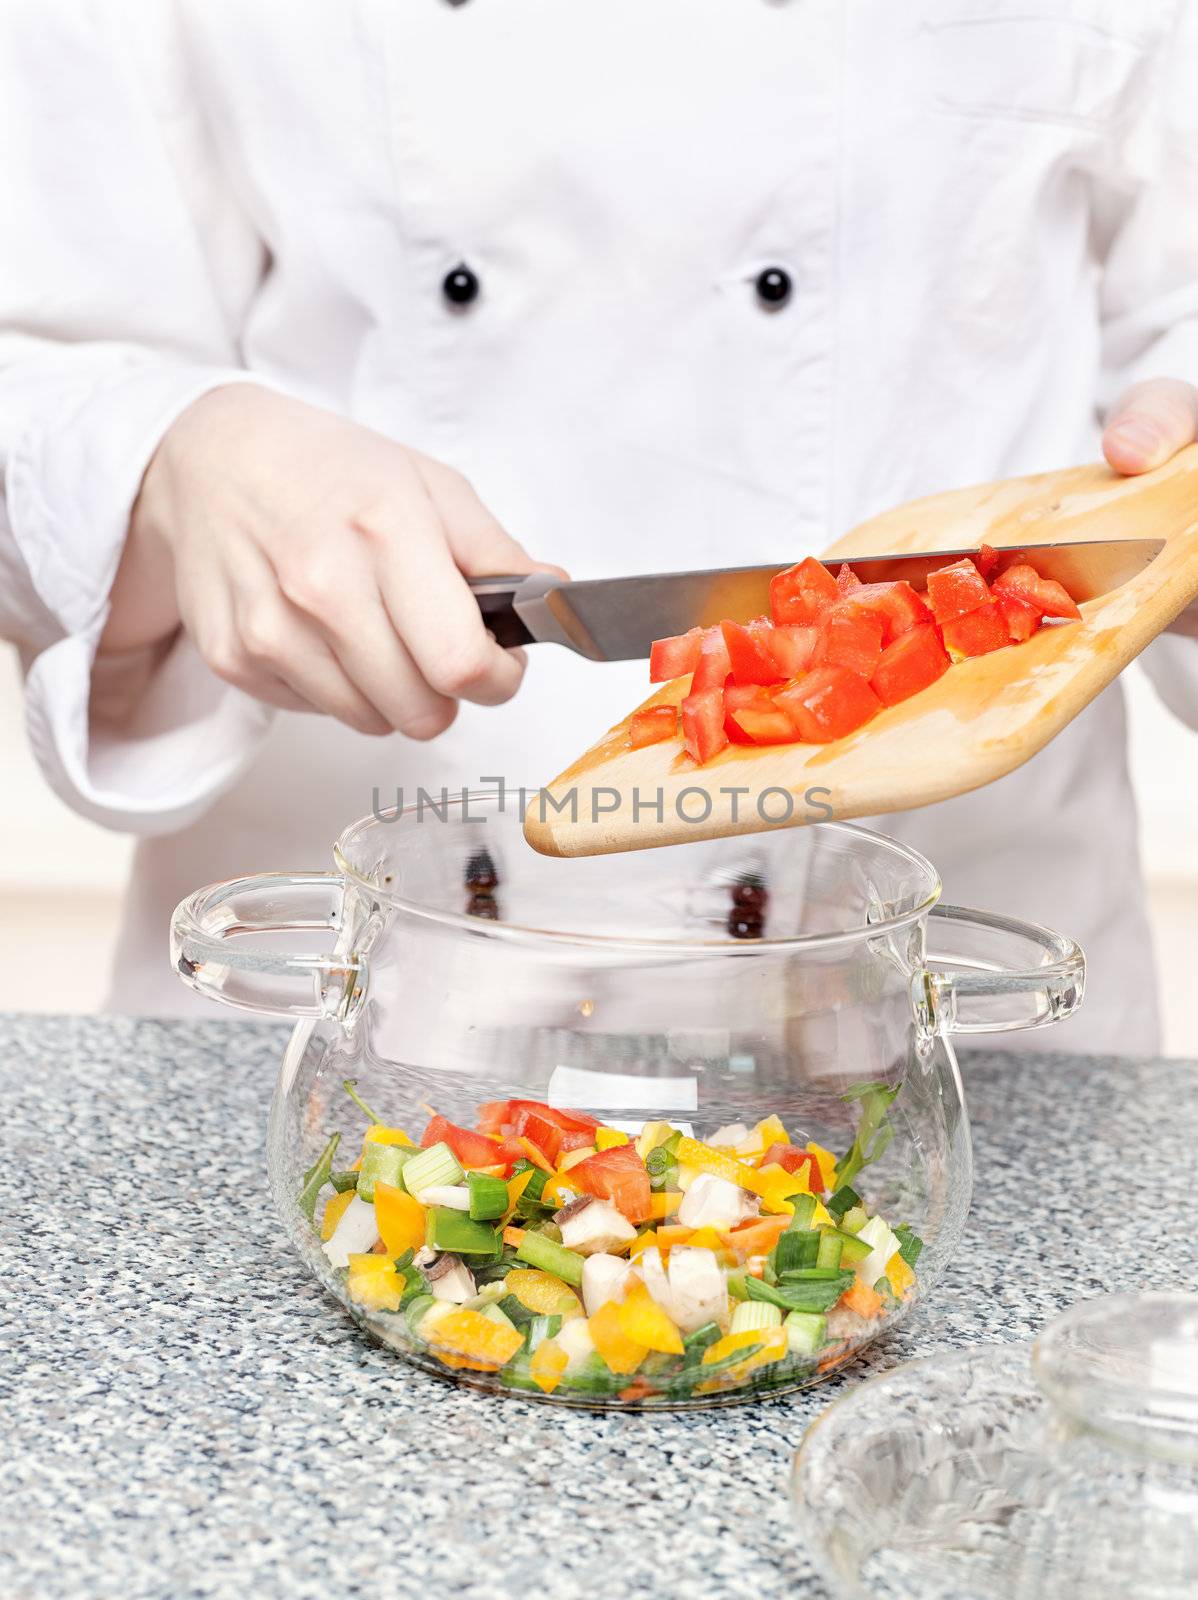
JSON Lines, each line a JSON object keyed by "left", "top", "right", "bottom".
{"left": 170, "top": 795, "right": 1084, "bottom": 1409}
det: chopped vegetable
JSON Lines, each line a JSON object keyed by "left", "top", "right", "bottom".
{"left": 302, "top": 1091, "right": 923, "bottom": 1402}
{"left": 635, "top": 549, "right": 1083, "bottom": 763}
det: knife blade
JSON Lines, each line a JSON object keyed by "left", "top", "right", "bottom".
{"left": 470, "top": 537, "right": 1167, "bottom": 661}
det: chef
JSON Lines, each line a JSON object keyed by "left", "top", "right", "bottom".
{"left": 2, "top": 0, "right": 1196, "bottom": 1048}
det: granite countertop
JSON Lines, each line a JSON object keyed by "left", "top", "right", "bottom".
{"left": 4, "top": 1015, "right": 1195, "bottom": 1600}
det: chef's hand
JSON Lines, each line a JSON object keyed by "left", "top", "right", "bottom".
{"left": 1103, "top": 378, "right": 1198, "bottom": 476}
{"left": 100, "top": 384, "right": 564, "bottom": 737}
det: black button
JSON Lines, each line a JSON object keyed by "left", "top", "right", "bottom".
{"left": 755, "top": 267, "right": 792, "bottom": 307}
{"left": 442, "top": 264, "right": 480, "bottom": 307}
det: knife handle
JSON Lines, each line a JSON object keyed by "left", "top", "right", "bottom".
{"left": 468, "top": 575, "right": 537, "bottom": 649}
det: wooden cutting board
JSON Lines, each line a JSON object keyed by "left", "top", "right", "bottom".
{"left": 524, "top": 447, "right": 1198, "bottom": 857}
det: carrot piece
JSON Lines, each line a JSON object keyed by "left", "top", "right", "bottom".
{"left": 517, "top": 1137, "right": 555, "bottom": 1175}
{"left": 502, "top": 1225, "right": 526, "bottom": 1247}
{"left": 647, "top": 1190, "right": 684, "bottom": 1221}
{"left": 720, "top": 1215, "right": 789, "bottom": 1257}
{"left": 839, "top": 1278, "right": 884, "bottom": 1319}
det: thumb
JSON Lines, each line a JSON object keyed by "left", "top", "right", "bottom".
{"left": 1102, "top": 378, "right": 1198, "bottom": 475}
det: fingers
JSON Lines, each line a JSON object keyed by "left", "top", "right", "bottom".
{"left": 411, "top": 451, "right": 571, "bottom": 584}
{"left": 353, "top": 465, "right": 529, "bottom": 709}
{"left": 186, "top": 544, "right": 393, "bottom": 736}
{"left": 1103, "top": 378, "right": 1198, "bottom": 475}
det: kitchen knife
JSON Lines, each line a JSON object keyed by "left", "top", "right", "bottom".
{"left": 471, "top": 537, "right": 1173, "bottom": 660}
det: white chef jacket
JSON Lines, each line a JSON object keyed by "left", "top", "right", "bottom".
{"left": 2, "top": 0, "right": 1197, "bottom": 1050}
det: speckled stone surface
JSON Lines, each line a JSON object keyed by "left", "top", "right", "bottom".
{"left": 3, "top": 1016, "right": 1195, "bottom": 1600}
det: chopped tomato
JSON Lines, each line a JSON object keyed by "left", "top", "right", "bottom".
{"left": 690, "top": 627, "right": 732, "bottom": 693}
{"left": 775, "top": 666, "right": 882, "bottom": 742}
{"left": 422, "top": 1115, "right": 515, "bottom": 1171}
{"left": 870, "top": 623, "right": 950, "bottom": 706}
{"left": 681, "top": 686, "right": 729, "bottom": 763}
{"left": 925, "top": 558, "right": 992, "bottom": 623}
{"left": 724, "top": 684, "right": 798, "bottom": 744}
{"left": 629, "top": 706, "right": 678, "bottom": 748}
{"left": 569, "top": 1143, "right": 652, "bottom": 1223}
{"left": 759, "top": 621, "right": 818, "bottom": 677}
{"left": 476, "top": 1100, "right": 601, "bottom": 1138}
{"left": 512, "top": 1106, "right": 565, "bottom": 1164}
{"left": 997, "top": 592, "right": 1042, "bottom": 643}
{"left": 761, "top": 1143, "right": 823, "bottom": 1189}
{"left": 558, "top": 1129, "right": 597, "bottom": 1154}
{"left": 992, "top": 564, "right": 1082, "bottom": 620}
{"left": 648, "top": 627, "right": 703, "bottom": 683}
{"left": 835, "top": 563, "right": 863, "bottom": 596}
{"left": 720, "top": 619, "right": 785, "bottom": 686}
{"left": 770, "top": 557, "right": 840, "bottom": 626}
{"left": 813, "top": 609, "right": 885, "bottom": 679}
{"left": 842, "top": 581, "right": 932, "bottom": 643}
{"left": 941, "top": 603, "right": 1011, "bottom": 658}
{"left": 975, "top": 543, "right": 1000, "bottom": 579}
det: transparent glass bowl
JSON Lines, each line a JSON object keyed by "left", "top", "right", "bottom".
{"left": 170, "top": 794, "right": 1083, "bottom": 1408}
{"left": 793, "top": 1293, "right": 1198, "bottom": 1597}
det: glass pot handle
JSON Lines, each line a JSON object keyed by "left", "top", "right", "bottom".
{"left": 170, "top": 872, "right": 367, "bottom": 1020}
{"left": 916, "top": 904, "right": 1085, "bottom": 1036}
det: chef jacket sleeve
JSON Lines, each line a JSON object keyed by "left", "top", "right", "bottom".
{"left": 1094, "top": 0, "right": 1198, "bottom": 730}
{"left": 0, "top": 3, "right": 275, "bottom": 834}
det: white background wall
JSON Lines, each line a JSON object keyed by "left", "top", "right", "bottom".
{"left": 2, "top": 646, "right": 1197, "bottom": 1049}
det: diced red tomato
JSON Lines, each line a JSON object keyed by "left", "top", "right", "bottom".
{"left": 760, "top": 622, "right": 819, "bottom": 677}
{"left": 996, "top": 593, "right": 1042, "bottom": 643}
{"left": 690, "top": 628, "right": 733, "bottom": 693}
{"left": 648, "top": 627, "right": 703, "bottom": 683}
{"left": 422, "top": 1115, "right": 516, "bottom": 1171}
{"left": 569, "top": 1143, "right": 652, "bottom": 1223}
{"left": 941, "top": 603, "right": 1011, "bottom": 658}
{"left": 762, "top": 1142, "right": 824, "bottom": 1189}
{"left": 770, "top": 557, "right": 840, "bottom": 626}
{"left": 724, "top": 684, "right": 798, "bottom": 744}
{"left": 842, "top": 581, "right": 933, "bottom": 644}
{"left": 813, "top": 609, "right": 885, "bottom": 679}
{"left": 629, "top": 706, "right": 678, "bottom": 748}
{"left": 975, "top": 543, "right": 1000, "bottom": 579}
{"left": 774, "top": 666, "right": 882, "bottom": 743}
{"left": 836, "top": 563, "right": 863, "bottom": 596}
{"left": 720, "top": 620, "right": 785, "bottom": 686}
{"left": 992, "top": 565, "right": 1082, "bottom": 620}
{"left": 925, "top": 558, "right": 992, "bottom": 624}
{"left": 512, "top": 1106, "right": 565, "bottom": 1164}
{"left": 870, "top": 623, "right": 951, "bottom": 707}
{"left": 476, "top": 1100, "right": 601, "bottom": 1137}
{"left": 681, "top": 686, "right": 729, "bottom": 763}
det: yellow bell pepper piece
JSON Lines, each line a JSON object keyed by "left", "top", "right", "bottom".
{"left": 504, "top": 1268, "right": 583, "bottom": 1319}
{"left": 320, "top": 1187, "right": 355, "bottom": 1242}
{"left": 682, "top": 1226, "right": 725, "bottom": 1253}
{"left": 615, "top": 1282, "right": 684, "bottom": 1354}
{"left": 345, "top": 1253, "right": 403, "bottom": 1312}
{"left": 647, "top": 1191, "right": 683, "bottom": 1221}
{"left": 696, "top": 1326, "right": 788, "bottom": 1391}
{"left": 502, "top": 1166, "right": 535, "bottom": 1223}
{"left": 674, "top": 1135, "right": 756, "bottom": 1189}
{"left": 753, "top": 1114, "right": 789, "bottom": 1148}
{"left": 373, "top": 1180, "right": 426, "bottom": 1257}
{"left": 541, "top": 1174, "right": 580, "bottom": 1207}
{"left": 559, "top": 1145, "right": 598, "bottom": 1171}
{"left": 595, "top": 1127, "right": 630, "bottom": 1150}
{"left": 811, "top": 1199, "right": 833, "bottom": 1228}
{"left": 629, "top": 1229, "right": 658, "bottom": 1258}
{"left": 530, "top": 1338, "right": 569, "bottom": 1393}
{"left": 885, "top": 1250, "right": 916, "bottom": 1298}
{"left": 364, "top": 1124, "right": 416, "bottom": 1148}
{"left": 424, "top": 1307, "right": 523, "bottom": 1368}
{"left": 588, "top": 1301, "right": 648, "bottom": 1375}
{"left": 806, "top": 1141, "right": 837, "bottom": 1192}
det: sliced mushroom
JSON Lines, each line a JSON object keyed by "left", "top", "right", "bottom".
{"left": 677, "top": 1172, "right": 759, "bottom": 1231}
{"left": 555, "top": 1195, "right": 636, "bottom": 1256}
{"left": 423, "top": 1252, "right": 476, "bottom": 1303}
